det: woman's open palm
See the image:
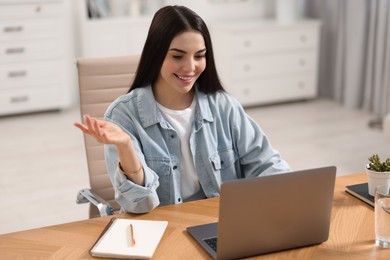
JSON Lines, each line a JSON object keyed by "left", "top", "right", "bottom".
{"left": 74, "top": 114, "right": 130, "bottom": 146}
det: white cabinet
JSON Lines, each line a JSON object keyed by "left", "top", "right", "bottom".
{"left": 79, "top": 16, "right": 151, "bottom": 58}
{"left": 74, "top": 0, "right": 155, "bottom": 58}
{"left": 0, "top": 0, "right": 73, "bottom": 116}
{"left": 211, "top": 20, "right": 321, "bottom": 106}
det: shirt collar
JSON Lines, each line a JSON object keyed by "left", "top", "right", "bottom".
{"left": 137, "top": 85, "right": 214, "bottom": 129}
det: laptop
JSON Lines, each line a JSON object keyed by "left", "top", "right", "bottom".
{"left": 187, "top": 166, "right": 336, "bottom": 260}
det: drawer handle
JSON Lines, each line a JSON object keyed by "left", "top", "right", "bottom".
{"left": 243, "top": 65, "right": 251, "bottom": 72}
{"left": 300, "top": 35, "right": 307, "bottom": 42}
{"left": 299, "top": 59, "right": 306, "bottom": 66}
{"left": 3, "top": 26, "right": 23, "bottom": 33}
{"left": 10, "top": 96, "right": 29, "bottom": 103}
{"left": 243, "top": 40, "right": 251, "bottom": 47}
{"left": 8, "top": 71, "right": 27, "bottom": 78}
{"left": 36, "top": 5, "right": 42, "bottom": 13}
{"left": 5, "top": 47, "right": 25, "bottom": 54}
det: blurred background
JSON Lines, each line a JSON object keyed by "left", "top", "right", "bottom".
{"left": 1, "top": 0, "right": 389, "bottom": 234}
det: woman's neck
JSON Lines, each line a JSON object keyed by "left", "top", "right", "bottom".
{"left": 153, "top": 85, "right": 195, "bottom": 110}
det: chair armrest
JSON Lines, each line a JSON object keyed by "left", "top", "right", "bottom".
{"left": 76, "top": 188, "right": 114, "bottom": 217}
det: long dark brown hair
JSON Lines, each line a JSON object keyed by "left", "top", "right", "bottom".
{"left": 129, "top": 5, "right": 224, "bottom": 94}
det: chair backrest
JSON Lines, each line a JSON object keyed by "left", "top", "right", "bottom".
{"left": 76, "top": 55, "right": 139, "bottom": 217}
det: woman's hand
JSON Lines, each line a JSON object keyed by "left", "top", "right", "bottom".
{"left": 74, "top": 114, "right": 130, "bottom": 146}
{"left": 75, "top": 114, "right": 144, "bottom": 185}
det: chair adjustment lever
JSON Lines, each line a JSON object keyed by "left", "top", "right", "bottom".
{"left": 76, "top": 188, "right": 114, "bottom": 216}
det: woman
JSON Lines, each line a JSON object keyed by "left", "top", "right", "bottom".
{"left": 74, "top": 5, "right": 291, "bottom": 213}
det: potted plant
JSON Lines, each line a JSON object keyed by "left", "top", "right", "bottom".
{"left": 366, "top": 154, "right": 390, "bottom": 196}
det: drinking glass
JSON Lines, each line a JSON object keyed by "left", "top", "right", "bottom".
{"left": 375, "top": 185, "right": 390, "bottom": 248}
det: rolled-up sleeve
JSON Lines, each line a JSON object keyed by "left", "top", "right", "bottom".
{"left": 104, "top": 142, "right": 160, "bottom": 213}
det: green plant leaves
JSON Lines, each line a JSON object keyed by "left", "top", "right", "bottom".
{"left": 368, "top": 154, "right": 390, "bottom": 172}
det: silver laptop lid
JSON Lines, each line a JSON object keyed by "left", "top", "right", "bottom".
{"left": 217, "top": 166, "right": 336, "bottom": 260}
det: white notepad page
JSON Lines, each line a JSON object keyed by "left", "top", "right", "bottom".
{"left": 91, "top": 218, "right": 168, "bottom": 259}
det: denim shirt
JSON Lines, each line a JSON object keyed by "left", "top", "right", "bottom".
{"left": 104, "top": 85, "right": 291, "bottom": 213}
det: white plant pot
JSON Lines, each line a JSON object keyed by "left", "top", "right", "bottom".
{"left": 366, "top": 166, "right": 390, "bottom": 196}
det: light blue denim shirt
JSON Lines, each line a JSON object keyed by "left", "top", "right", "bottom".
{"left": 104, "top": 85, "right": 291, "bottom": 213}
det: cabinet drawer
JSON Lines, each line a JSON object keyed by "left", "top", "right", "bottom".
{"left": 0, "top": 2, "right": 61, "bottom": 20}
{"left": 231, "top": 27, "right": 319, "bottom": 55}
{"left": 232, "top": 51, "right": 317, "bottom": 79}
{"left": 0, "top": 60, "right": 62, "bottom": 89}
{"left": 0, "top": 84, "right": 63, "bottom": 115}
{"left": 0, "top": 18, "right": 61, "bottom": 41}
{"left": 227, "top": 74, "right": 317, "bottom": 106}
{"left": 0, "top": 38, "right": 63, "bottom": 62}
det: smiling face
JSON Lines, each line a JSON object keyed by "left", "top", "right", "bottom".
{"left": 153, "top": 30, "right": 206, "bottom": 109}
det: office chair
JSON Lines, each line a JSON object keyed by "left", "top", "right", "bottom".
{"left": 75, "top": 55, "right": 139, "bottom": 218}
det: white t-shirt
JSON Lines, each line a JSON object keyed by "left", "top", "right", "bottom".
{"left": 156, "top": 98, "right": 204, "bottom": 202}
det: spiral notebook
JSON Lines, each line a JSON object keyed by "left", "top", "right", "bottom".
{"left": 90, "top": 218, "right": 168, "bottom": 259}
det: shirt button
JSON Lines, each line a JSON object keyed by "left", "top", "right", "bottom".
{"left": 170, "top": 134, "right": 175, "bottom": 138}
{"left": 173, "top": 165, "right": 178, "bottom": 170}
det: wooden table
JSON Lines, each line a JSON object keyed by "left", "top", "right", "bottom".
{"left": 1, "top": 173, "right": 389, "bottom": 259}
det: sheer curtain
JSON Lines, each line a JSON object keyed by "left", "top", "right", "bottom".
{"left": 304, "top": 0, "right": 390, "bottom": 126}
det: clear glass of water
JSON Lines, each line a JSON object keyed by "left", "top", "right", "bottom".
{"left": 375, "top": 185, "right": 390, "bottom": 248}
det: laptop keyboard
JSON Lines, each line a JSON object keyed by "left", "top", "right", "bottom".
{"left": 203, "top": 237, "right": 218, "bottom": 252}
